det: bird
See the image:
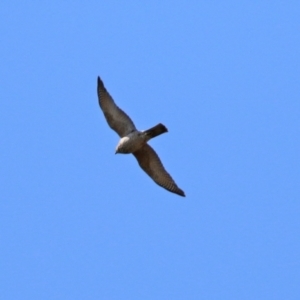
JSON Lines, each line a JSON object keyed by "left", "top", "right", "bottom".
{"left": 97, "top": 76, "right": 185, "bottom": 197}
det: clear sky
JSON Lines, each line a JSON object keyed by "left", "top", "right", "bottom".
{"left": 1, "top": 1, "right": 300, "bottom": 299}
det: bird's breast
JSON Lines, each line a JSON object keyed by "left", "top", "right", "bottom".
{"left": 117, "top": 133, "right": 145, "bottom": 153}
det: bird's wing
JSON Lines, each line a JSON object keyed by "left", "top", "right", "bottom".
{"left": 97, "top": 76, "right": 136, "bottom": 137}
{"left": 133, "top": 144, "right": 185, "bottom": 197}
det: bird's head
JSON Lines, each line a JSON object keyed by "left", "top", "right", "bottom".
{"left": 115, "top": 137, "right": 129, "bottom": 154}
{"left": 115, "top": 144, "right": 124, "bottom": 154}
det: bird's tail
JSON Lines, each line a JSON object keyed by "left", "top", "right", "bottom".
{"left": 144, "top": 123, "right": 168, "bottom": 139}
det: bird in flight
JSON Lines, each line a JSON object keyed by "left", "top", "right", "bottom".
{"left": 97, "top": 76, "right": 185, "bottom": 197}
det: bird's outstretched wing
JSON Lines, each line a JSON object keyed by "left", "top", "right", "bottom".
{"left": 133, "top": 144, "right": 185, "bottom": 197}
{"left": 97, "top": 76, "right": 136, "bottom": 137}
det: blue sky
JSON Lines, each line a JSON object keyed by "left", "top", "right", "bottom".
{"left": 1, "top": 1, "right": 300, "bottom": 299}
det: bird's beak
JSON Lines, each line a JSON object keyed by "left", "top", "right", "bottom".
{"left": 115, "top": 150, "right": 118, "bottom": 154}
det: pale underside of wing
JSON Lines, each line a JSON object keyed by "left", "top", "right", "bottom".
{"left": 133, "top": 144, "right": 185, "bottom": 197}
{"left": 97, "top": 76, "right": 136, "bottom": 137}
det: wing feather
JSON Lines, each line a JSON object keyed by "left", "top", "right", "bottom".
{"left": 133, "top": 144, "right": 185, "bottom": 197}
{"left": 97, "top": 76, "right": 136, "bottom": 137}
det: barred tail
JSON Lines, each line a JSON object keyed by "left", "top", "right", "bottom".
{"left": 144, "top": 123, "right": 168, "bottom": 139}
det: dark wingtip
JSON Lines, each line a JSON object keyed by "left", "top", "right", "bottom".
{"left": 177, "top": 189, "right": 186, "bottom": 197}
{"left": 97, "top": 76, "right": 107, "bottom": 93}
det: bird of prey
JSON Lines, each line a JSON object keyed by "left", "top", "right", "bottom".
{"left": 97, "top": 76, "right": 185, "bottom": 197}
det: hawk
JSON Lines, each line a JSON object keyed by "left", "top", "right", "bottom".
{"left": 97, "top": 76, "right": 185, "bottom": 197}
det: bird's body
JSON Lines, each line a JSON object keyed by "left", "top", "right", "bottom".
{"left": 97, "top": 76, "right": 185, "bottom": 197}
{"left": 116, "top": 123, "right": 168, "bottom": 154}
{"left": 116, "top": 131, "right": 145, "bottom": 154}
